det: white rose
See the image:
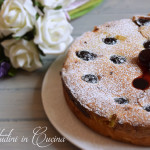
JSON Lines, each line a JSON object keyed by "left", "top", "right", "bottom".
{"left": 0, "top": 0, "right": 37, "bottom": 38}
{"left": 37, "top": 0, "right": 75, "bottom": 9}
{"left": 2, "top": 39, "right": 42, "bottom": 72}
{"left": 34, "top": 9, "right": 73, "bottom": 54}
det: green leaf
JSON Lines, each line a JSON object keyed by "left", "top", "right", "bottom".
{"left": 55, "top": 5, "right": 62, "bottom": 10}
{"left": 36, "top": 13, "right": 40, "bottom": 20}
{"left": 68, "top": 0, "right": 103, "bottom": 20}
{"left": 0, "top": 0, "right": 4, "bottom": 9}
{"left": 14, "top": 37, "right": 21, "bottom": 40}
{"left": 8, "top": 67, "right": 17, "bottom": 77}
{"left": 36, "top": 46, "right": 46, "bottom": 56}
{"left": 33, "top": 0, "right": 44, "bottom": 12}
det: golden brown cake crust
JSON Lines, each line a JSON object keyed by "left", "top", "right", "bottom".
{"left": 62, "top": 79, "right": 150, "bottom": 146}
{"left": 61, "top": 18, "right": 150, "bottom": 146}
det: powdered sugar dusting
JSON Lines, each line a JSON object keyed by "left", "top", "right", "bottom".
{"left": 62, "top": 19, "right": 150, "bottom": 126}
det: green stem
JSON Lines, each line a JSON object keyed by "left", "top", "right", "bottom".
{"left": 69, "top": 0, "right": 103, "bottom": 20}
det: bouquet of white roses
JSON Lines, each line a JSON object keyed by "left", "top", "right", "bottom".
{"left": 0, "top": 0, "right": 103, "bottom": 78}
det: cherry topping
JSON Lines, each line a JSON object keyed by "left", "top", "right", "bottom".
{"left": 135, "top": 18, "right": 150, "bottom": 26}
{"left": 138, "top": 49, "right": 150, "bottom": 69}
{"left": 132, "top": 49, "right": 150, "bottom": 90}
{"left": 133, "top": 78, "right": 149, "bottom": 90}
{"left": 110, "top": 55, "right": 126, "bottom": 64}
{"left": 81, "top": 74, "right": 98, "bottom": 83}
{"left": 144, "top": 105, "right": 150, "bottom": 112}
{"left": 114, "top": 98, "right": 129, "bottom": 104}
{"left": 76, "top": 51, "right": 97, "bottom": 61}
{"left": 103, "top": 37, "right": 117, "bottom": 45}
{"left": 143, "top": 41, "right": 150, "bottom": 49}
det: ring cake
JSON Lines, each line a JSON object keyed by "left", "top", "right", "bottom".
{"left": 61, "top": 15, "right": 150, "bottom": 146}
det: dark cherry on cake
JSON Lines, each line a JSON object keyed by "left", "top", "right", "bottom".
{"left": 143, "top": 41, "right": 150, "bottom": 49}
{"left": 133, "top": 78, "right": 149, "bottom": 90}
{"left": 81, "top": 74, "right": 98, "bottom": 83}
{"left": 138, "top": 49, "right": 150, "bottom": 68}
{"left": 114, "top": 97, "right": 129, "bottom": 104}
{"left": 144, "top": 105, "right": 150, "bottom": 112}
{"left": 103, "top": 37, "right": 117, "bottom": 45}
{"left": 76, "top": 50, "right": 97, "bottom": 61}
{"left": 133, "top": 48, "right": 150, "bottom": 90}
{"left": 135, "top": 17, "right": 150, "bottom": 26}
{"left": 110, "top": 55, "right": 126, "bottom": 64}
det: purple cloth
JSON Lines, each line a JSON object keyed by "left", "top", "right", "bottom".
{"left": 0, "top": 62, "right": 11, "bottom": 78}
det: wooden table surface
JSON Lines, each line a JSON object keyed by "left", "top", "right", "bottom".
{"left": 1, "top": 0, "right": 150, "bottom": 149}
